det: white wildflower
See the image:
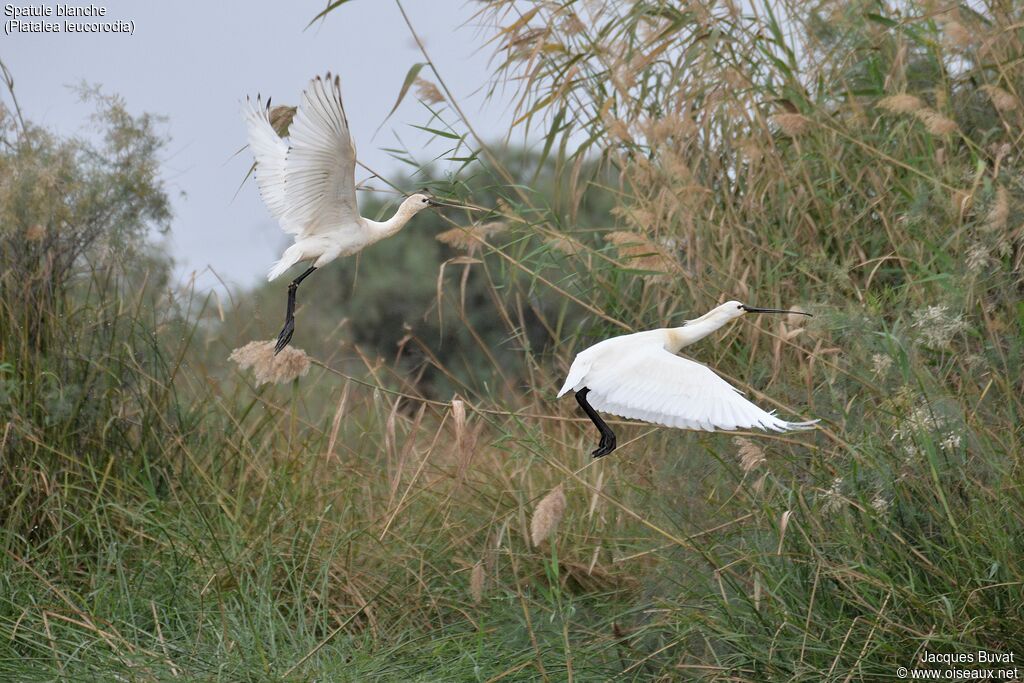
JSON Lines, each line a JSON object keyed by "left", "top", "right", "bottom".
{"left": 822, "top": 477, "right": 845, "bottom": 514}
{"left": 965, "top": 243, "right": 991, "bottom": 274}
{"left": 892, "top": 399, "right": 962, "bottom": 458}
{"left": 911, "top": 305, "right": 967, "bottom": 349}
{"left": 871, "top": 353, "right": 893, "bottom": 377}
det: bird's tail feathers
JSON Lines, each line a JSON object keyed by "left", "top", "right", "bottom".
{"left": 267, "top": 245, "right": 303, "bottom": 281}
{"left": 556, "top": 357, "right": 591, "bottom": 398}
{"left": 782, "top": 419, "right": 820, "bottom": 431}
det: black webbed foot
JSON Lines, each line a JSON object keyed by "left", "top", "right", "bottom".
{"left": 591, "top": 433, "right": 617, "bottom": 458}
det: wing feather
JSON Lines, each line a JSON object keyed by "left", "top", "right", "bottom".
{"left": 242, "top": 97, "right": 290, "bottom": 222}
{"left": 571, "top": 342, "right": 816, "bottom": 433}
{"left": 283, "top": 74, "right": 360, "bottom": 237}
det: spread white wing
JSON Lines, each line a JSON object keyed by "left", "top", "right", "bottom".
{"left": 559, "top": 338, "right": 817, "bottom": 433}
{"left": 243, "top": 74, "right": 360, "bottom": 238}
{"left": 242, "top": 96, "right": 290, "bottom": 223}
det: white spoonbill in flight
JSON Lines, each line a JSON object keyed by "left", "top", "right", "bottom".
{"left": 243, "top": 73, "right": 437, "bottom": 353}
{"left": 558, "top": 301, "right": 818, "bottom": 457}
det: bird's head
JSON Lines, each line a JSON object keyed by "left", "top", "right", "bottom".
{"left": 713, "top": 300, "right": 812, "bottom": 321}
{"left": 402, "top": 193, "right": 439, "bottom": 214}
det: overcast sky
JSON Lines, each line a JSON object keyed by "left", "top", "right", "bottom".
{"left": 5, "top": 0, "right": 517, "bottom": 289}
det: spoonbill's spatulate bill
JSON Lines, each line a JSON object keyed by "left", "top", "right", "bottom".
{"left": 243, "top": 73, "right": 436, "bottom": 353}
{"left": 558, "top": 301, "right": 818, "bottom": 457}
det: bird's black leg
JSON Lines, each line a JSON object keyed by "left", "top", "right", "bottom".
{"left": 274, "top": 265, "right": 317, "bottom": 354}
{"left": 574, "top": 387, "right": 617, "bottom": 458}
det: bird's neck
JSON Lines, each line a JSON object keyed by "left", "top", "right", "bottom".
{"left": 665, "top": 314, "right": 729, "bottom": 352}
{"left": 368, "top": 203, "right": 416, "bottom": 240}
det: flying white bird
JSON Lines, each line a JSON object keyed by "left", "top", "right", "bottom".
{"left": 558, "top": 301, "right": 818, "bottom": 457}
{"left": 243, "top": 73, "right": 437, "bottom": 353}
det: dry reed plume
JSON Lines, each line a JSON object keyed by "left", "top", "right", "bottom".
{"left": 436, "top": 221, "right": 506, "bottom": 253}
{"left": 734, "top": 437, "right": 766, "bottom": 474}
{"left": 771, "top": 112, "right": 811, "bottom": 137}
{"left": 469, "top": 561, "right": 484, "bottom": 604}
{"left": 914, "top": 109, "right": 958, "bottom": 136}
{"left": 985, "top": 187, "right": 1009, "bottom": 232}
{"left": 269, "top": 105, "right": 297, "bottom": 137}
{"left": 878, "top": 94, "right": 925, "bottom": 114}
{"left": 530, "top": 484, "right": 566, "bottom": 547}
{"left": 604, "top": 230, "right": 677, "bottom": 274}
{"left": 980, "top": 85, "right": 1018, "bottom": 112}
{"left": 228, "top": 340, "right": 311, "bottom": 385}
{"left": 414, "top": 78, "right": 445, "bottom": 105}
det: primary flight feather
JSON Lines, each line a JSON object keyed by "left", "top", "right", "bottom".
{"left": 243, "top": 73, "right": 436, "bottom": 353}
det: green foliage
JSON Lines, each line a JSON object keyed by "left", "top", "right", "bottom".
{"left": 0, "top": 90, "right": 187, "bottom": 541}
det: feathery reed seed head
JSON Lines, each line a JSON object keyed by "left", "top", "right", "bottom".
{"left": 469, "top": 561, "right": 484, "bottom": 604}
{"left": 772, "top": 113, "right": 811, "bottom": 137}
{"left": 981, "top": 85, "right": 1018, "bottom": 112}
{"left": 436, "top": 222, "right": 506, "bottom": 252}
{"left": 915, "top": 109, "right": 958, "bottom": 136}
{"left": 605, "top": 231, "right": 676, "bottom": 273}
{"left": 450, "top": 397, "right": 475, "bottom": 462}
{"left": 451, "top": 397, "right": 466, "bottom": 440}
{"left": 942, "top": 21, "right": 973, "bottom": 50}
{"left": 269, "top": 106, "right": 297, "bottom": 137}
{"left": 414, "top": 78, "right": 444, "bottom": 105}
{"left": 734, "top": 437, "right": 766, "bottom": 473}
{"left": 228, "top": 341, "right": 311, "bottom": 386}
{"left": 985, "top": 187, "right": 1009, "bottom": 232}
{"left": 544, "top": 234, "right": 583, "bottom": 256}
{"left": 530, "top": 484, "right": 566, "bottom": 547}
{"left": 878, "top": 94, "right": 924, "bottom": 114}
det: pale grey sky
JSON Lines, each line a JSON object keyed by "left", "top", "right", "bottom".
{"left": 4, "top": 1, "right": 517, "bottom": 289}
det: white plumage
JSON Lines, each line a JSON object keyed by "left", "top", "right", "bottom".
{"left": 559, "top": 301, "right": 817, "bottom": 457}
{"left": 242, "top": 73, "right": 434, "bottom": 352}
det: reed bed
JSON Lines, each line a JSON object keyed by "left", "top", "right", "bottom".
{"left": 1, "top": 1, "right": 1022, "bottom": 679}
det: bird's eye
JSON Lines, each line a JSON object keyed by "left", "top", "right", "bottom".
{"left": 737, "top": 305, "right": 743, "bottom": 309}
{"left": 421, "top": 198, "right": 428, "bottom": 203}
